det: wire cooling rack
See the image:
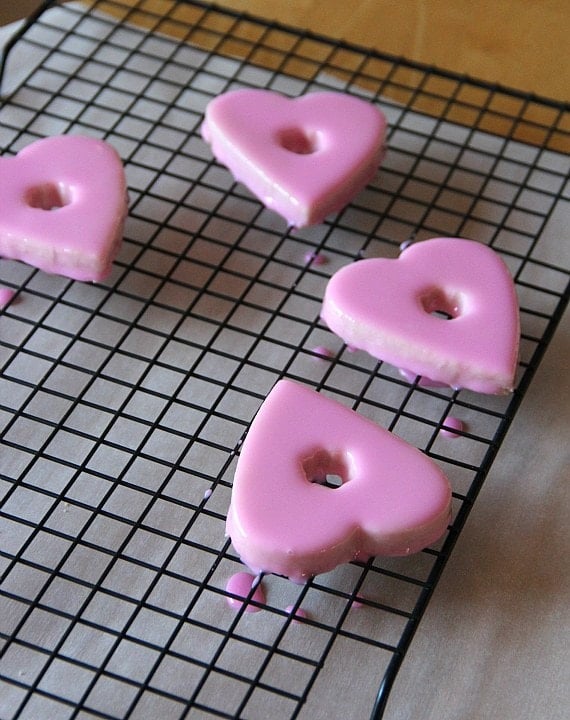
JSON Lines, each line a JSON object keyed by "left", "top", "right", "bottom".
{"left": 0, "top": 1, "right": 569, "bottom": 719}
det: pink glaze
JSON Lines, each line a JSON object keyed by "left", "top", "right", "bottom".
{"left": 226, "top": 379, "right": 451, "bottom": 582}
{"left": 321, "top": 238, "right": 520, "bottom": 395}
{"left": 0, "top": 288, "right": 16, "bottom": 308}
{"left": 285, "top": 604, "right": 309, "bottom": 623}
{"left": 201, "top": 89, "right": 386, "bottom": 228}
{"left": 312, "top": 345, "right": 334, "bottom": 360}
{"left": 0, "top": 136, "right": 127, "bottom": 282}
{"left": 398, "top": 368, "right": 448, "bottom": 388}
{"left": 225, "top": 571, "right": 266, "bottom": 612}
{"left": 440, "top": 416, "right": 464, "bottom": 438}
{"left": 304, "top": 251, "right": 328, "bottom": 266}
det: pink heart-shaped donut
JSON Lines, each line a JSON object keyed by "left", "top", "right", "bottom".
{"left": 227, "top": 379, "right": 451, "bottom": 582}
{"left": 201, "top": 89, "right": 386, "bottom": 228}
{"left": 322, "top": 238, "right": 520, "bottom": 394}
{"left": 0, "top": 136, "right": 127, "bottom": 281}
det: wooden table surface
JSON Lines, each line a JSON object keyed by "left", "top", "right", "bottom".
{"left": 211, "top": 0, "right": 570, "bottom": 104}
{"left": 1, "top": 1, "right": 569, "bottom": 103}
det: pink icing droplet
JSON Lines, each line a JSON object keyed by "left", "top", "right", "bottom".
{"left": 0, "top": 288, "right": 16, "bottom": 308}
{"left": 440, "top": 416, "right": 464, "bottom": 438}
{"left": 399, "top": 368, "right": 448, "bottom": 388}
{"left": 304, "top": 251, "right": 328, "bottom": 266}
{"left": 312, "top": 345, "right": 334, "bottom": 360}
{"left": 351, "top": 594, "right": 366, "bottom": 609}
{"left": 225, "top": 572, "right": 266, "bottom": 613}
{"left": 285, "top": 604, "right": 308, "bottom": 623}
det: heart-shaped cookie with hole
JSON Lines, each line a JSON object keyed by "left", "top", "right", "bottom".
{"left": 201, "top": 89, "right": 386, "bottom": 228}
{"left": 321, "top": 237, "right": 520, "bottom": 394}
{"left": 0, "top": 135, "right": 127, "bottom": 281}
{"left": 227, "top": 379, "right": 451, "bottom": 581}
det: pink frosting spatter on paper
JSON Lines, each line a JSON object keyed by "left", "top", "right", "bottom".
{"left": 201, "top": 89, "right": 387, "bottom": 228}
{"left": 226, "top": 379, "right": 451, "bottom": 582}
{"left": 285, "top": 604, "right": 309, "bottom": 623}
{"left": 0, "top": 288, "right": 16, "bottom": 308}
{"left": 440, "top": 416, "right": 464, "bottom": 438}
{"left": 311, "top": 345, "right": 334, "bottom": 360}
{"left": 304, "top": 251, "right": 328, "bottom": 266}
{"left": 321, "top": 237, "right": 520, "bottom": 395}
{"left": 0, "top": 135, "right": 128, "bottom": 282}
{"left": 225, "top": 572, "right": 266, "bottom": 613}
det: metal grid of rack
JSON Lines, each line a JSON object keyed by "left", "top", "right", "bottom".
{"left": 1, "top": 1, "right": 568, "bottom": 718}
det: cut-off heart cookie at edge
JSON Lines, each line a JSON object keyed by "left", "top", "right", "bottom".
{"left": 201, "top": 89, "right": 387, "bottom": 228}
{"left": 0, "top": 135, "right": 128, "bottom": 282}
{"left": 227, "top": 379, "right": 452, "bottom": 583}
{"left": 321, "top": 237, "right": 520, "bottom": 394}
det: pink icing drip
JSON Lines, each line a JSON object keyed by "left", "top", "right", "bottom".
{"left": 285, "top": 604, "right": 309, "bottom": 623}
{"left": 398, "top": 367, "right": 448, "bottom": 388}
{"left": 304, "top": 251, "right": 328, "bottom": 266}
{"left": 0, "top": 288, "right": 16, "bottom": 308}
{"left": 440, "top": 416, "right": 464, "bottom": 438}
{"left": 225, "top": 572, "right": 266, "bottom": 613}
{"left": 312, "top": 345, "right": 334, "bottom": 359}
{"left": 351, "top": 594, "right": 366, "bottom": 609}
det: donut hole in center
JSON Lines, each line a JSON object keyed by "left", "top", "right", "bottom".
{"left": 277, "top": 126, "right": 322, "bottom": 155}
{"left": 419, "top": 287, "right": 462, "bottom": 320}
{"left": 25, "top": 182, "right": 71, "bottom": 211}
{"left": 302, "top": 449, "right": 352, "bottom": 490}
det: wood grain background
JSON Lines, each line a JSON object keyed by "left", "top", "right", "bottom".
{"left": 210, "top": 0, "right": 569, "bottom": 103}
{"left": 2, "top": 1, "right": 567, "bottom": 103}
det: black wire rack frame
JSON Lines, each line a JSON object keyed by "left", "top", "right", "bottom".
{"left": 0, "top": 1, "right": 569, "bottom": 719}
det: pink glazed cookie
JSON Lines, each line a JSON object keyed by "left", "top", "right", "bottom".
{"left": 201, "top": 89, "right": 386, "bottom": 228}
{"left": 321, "top": 238, "right": 520, "bottom": 394}
{"left": 0, "top": 135, "right": 128, "bottom": 282}
{"left": 227, "top": 379, "right": 451, "bottom": 581}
